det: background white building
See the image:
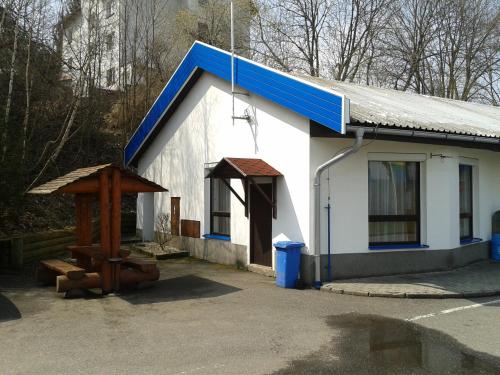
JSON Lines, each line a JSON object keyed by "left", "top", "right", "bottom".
{"left": 60, "top": 0, "right": 193, "bottom": 90}
{"left": 60, "top": 0, "right": 250, "bottom": 92}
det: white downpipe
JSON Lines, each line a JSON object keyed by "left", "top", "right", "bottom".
{"left": 313, "top": 128, "right": 364, "bottom": 287}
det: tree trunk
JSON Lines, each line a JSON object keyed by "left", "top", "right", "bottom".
{"left": 1, "top": 15, "right": 20, "bottom": 162}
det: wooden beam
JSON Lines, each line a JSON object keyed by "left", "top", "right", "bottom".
{"left": 58, "top": 176, "right": 165, "bottom": 194}
{"left": 220, "top": 178, "right": 246, "bottom": 207}
{"left": 56, "top": 272, "right": 101, "bottom": 293}
{"left": 75, "top": 194, "right": 93, "bottom": 269}
{"left": 68, "top": 245, "right": 105, "bottom": 260}
{"left": 39, "top": 259, "right": 85, "bottom": 280}
{"left": 59, "top": 179, "right": 99, "bottom": 193}
{"left": 272, "top": 177, "right": 277, "bottom": 219}
{"left": 111, "top": 168, "right": 122, "bottom": 291}
{"left": 123, "top": 258, "right": 157, "bottom": 273}
{"left": 248, "top": 177, "right": 275, "bottom": 207}
{"left": 244, "top": 178, "right": 249, "bottom": 218}
{"left": 119, "top": 267, "right": 160, "bottom": 286}
{"left": 99, "top": 169, "right": 112, "bottom": 294}
{"left": 121, "top": 176, "right": 165, "bottom": 192}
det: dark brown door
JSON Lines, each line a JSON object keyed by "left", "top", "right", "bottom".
{"left": 171, "top": 197, "right": 180, "bottom": 236}
{"left": 250, "top": 183, "right": 273, "bottom": 267}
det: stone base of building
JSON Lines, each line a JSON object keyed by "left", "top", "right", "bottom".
{"left": 300, "top": 241, "right": 491, "bottom": 285}
{"left": 136, "top": 229, "right": 247, "bottom": 266}
{"left": 181, "top": 236, "right": 247, "bottom": 266}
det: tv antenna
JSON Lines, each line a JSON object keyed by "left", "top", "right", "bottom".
{"left": 230, "top": 0, "right": 250, "bottom": 123}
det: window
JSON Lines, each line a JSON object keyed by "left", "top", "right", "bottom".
{"left": 459, "top": 165, "right": 473, "bottom": 240}
{"left": 106, "top": 1, "right": 114, "bottom": 18}
{"left": 369, "top": 161, "right": 420, "bottom": 245}
{"left": 210, "top": 178, "right": 231, "bottom": 236}
{"left": 106, "top": 68, "right": 115, "bottom": 86}
{"left": 89, "top": 14, "right": 97, "bottom": 30}
{"left": 106, "top": 32, "right": 114, "bottom": 51}
{"left": 197, "top": 22, "right": 209, "bottom": 40}
{"left": 66, "top": 28, "right": 73, "bottom": 44}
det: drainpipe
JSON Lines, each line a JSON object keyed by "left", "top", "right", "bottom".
{"left": 313, "top": 128, "right": 364, "bottom": 288}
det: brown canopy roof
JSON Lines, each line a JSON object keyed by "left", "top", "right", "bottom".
{"left": 28, "top": 164, "right": 167, "bottom": 195}
{"left": 206, "top": 158, "right": 282, "bottom": 179}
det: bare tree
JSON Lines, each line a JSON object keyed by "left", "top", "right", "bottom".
{"left": 1, "top": 0, "right": 23, "bottom": 161}
{"left": 252, "top": 0, "right": 332, "bottom": 76}
{"left": 324, "top": 0, "right": 395, "bottom": 82}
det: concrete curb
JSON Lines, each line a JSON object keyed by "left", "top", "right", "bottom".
{"left": 320, "top": 285, "right": 500, "bottom": 299}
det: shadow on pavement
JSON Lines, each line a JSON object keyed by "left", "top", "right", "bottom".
{"left": 0, "top": 293, "right": 21, "bottom": 322}
{"left": 119, "top": 275, "right": 241, "bottom": 305}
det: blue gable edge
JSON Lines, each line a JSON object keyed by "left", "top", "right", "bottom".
{"left": 124, "top": 41, "right": 347, "bottom": 166}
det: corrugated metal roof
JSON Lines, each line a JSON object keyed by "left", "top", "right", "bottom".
{"left": 300, "top": 76, "right": 500, "bottom": 138}
{"left": 28, "top": 164, "right": 167, "bottom": 194}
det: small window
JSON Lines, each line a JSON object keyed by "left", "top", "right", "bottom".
{"left": 210, "top": 178, "right": 231, "bottom": 236}
{"left": 369, "top": 161, "right": 420, "bottom": 245}
{"left": 459, "top": 165, "right": 473, "bottom": 240}
{"left": 66, "top": 28, "right": 73, "bottom": 44}
{"left": 106, "top": 68, "right": 115, "bottom": 86}
{"left": 89, "top": 14, "right": 97, "bottom": 30}
{"left": 106, "top": 32, "right": 114, "bottom": 51}
{"left": 197, "top": 22, "right": 209, "bottom": 40}
{"left": 106, "top": 0, "right": 114, "bottom": 18}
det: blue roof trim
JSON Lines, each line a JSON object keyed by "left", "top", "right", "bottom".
{"left": 124, "top": 42, "right": 346, "bottom": 166}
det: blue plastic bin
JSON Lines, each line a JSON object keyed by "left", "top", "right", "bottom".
{"left": 492, "top": 234, "right": 500, "bottom": 261}
{"left": 274, "top": 241, "right": 304, "bottom": 288}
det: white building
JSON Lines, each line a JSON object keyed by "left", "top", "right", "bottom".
{"left": 124, "top": 42, "right": 500, "bottom": 285}
{"left": 60, "top": 0, "right": 199, "bottom": 90}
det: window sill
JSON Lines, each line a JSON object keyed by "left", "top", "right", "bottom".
{"left": 460, "top": 238, "right": 482, "bottom": 245}
{"left": 203, "top": 234, "right": 231, "bottom": 241}
{"left": 369, "top": 244, "right": 430, "bottom": 251}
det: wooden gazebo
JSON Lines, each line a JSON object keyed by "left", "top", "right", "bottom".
{"left": 28, "top": 164, "right": 167, "bottom": 295}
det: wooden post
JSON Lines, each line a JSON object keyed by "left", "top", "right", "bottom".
{"left": 171, "top": 197, "right": 180, "bottom": 236}
{"left": 110, "top": 168, "right": 121, "bottom": 291}
{"left": 99, "top": 169, "right": 112, "bottom": 294}
{"left": 75, "top": 194, "right": 93, "bottom": 270}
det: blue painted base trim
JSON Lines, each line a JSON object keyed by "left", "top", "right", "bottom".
{"left": 460, "top": 238, "right": 483, "bottom": 245}
{"left": 369, "top": 244, "right": 430, "bottom": 251}
{"left": 203, "top": 234, "right": 231, "bottom": 241}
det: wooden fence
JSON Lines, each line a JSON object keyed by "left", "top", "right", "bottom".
{"left": 0, "top": 212, "right": 137, "bottom": 270}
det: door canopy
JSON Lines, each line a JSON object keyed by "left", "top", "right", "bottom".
{"left": 206, "top": 158, "right": 282, "bottom": 219}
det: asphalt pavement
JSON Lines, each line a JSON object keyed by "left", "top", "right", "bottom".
{"left": 0, "top": 258, "right": 499, "bottom": 374}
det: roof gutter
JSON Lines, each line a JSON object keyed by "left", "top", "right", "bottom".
{"left": 346, "top": 125, "right": 500, "bottom": 145}
{"left": 313, "top": 128, "right": 364, "bottom": 288}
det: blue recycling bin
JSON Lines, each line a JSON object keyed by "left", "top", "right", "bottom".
{"left": 492, "top": 234, "right": 500, "bottom": 261}
{"left": 274, "top": 241, "right": 304, "bottom": 288}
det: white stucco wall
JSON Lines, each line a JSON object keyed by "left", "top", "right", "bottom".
{"left": 311, "top": 137, "right": 500, "bottom": 255}
{"left": 136, "top": 73, "right": 311, "bottom": 264}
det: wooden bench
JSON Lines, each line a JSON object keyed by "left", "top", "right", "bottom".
{"left": 37, "top": 259, "right": 85, "bottom": 285}
{"left": 122, "top": 258, "right": 158, "bottom": 273}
